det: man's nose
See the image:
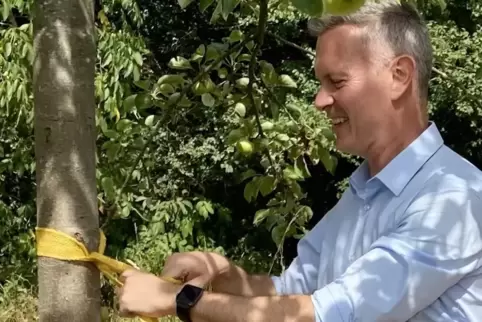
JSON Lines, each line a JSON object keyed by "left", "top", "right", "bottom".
{"left": 314, "top": 87, "right": 334, "bottom": 111}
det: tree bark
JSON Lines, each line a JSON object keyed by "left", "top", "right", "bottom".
{"left": 33, "top": 0, "right": 99, "bottom": 321}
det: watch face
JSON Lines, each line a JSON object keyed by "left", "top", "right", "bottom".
{"left": 177, "top": 284, "right": 203, "bottom": 306}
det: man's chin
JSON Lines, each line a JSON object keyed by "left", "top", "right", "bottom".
{"left": 335, "top": 139, "right": 355, "bottom": 155}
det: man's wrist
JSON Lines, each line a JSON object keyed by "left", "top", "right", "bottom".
{"left": 167, "top": 284, "right": 183, "bottom": 317}
{"left": 174, "top": 284, "right": 205, "bottom": 322}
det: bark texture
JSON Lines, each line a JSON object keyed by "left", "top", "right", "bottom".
{"left": 33, "top": 0, "right": 99, "bottom": 320}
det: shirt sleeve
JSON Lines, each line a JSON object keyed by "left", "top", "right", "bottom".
{"left": 271, "top": 225, "right": 322, "bottom": 295}
{"left": 310, "top": 187, "right": 482, "bottom": 322}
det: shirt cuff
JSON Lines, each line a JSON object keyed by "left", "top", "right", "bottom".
{"left": 270, "top": 275, "right": 285, "bottom": 295}
{"left": 311, "top": 282, "right": 352, "bottom": 322}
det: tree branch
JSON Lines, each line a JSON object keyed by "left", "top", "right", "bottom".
{"left": 247, "top": 0, "right": 277, "bottom": 171}
{"left": 102, "top": 35, "right": 255, "bottom": 229}
{"left": 8, "top": 12, "right": 17, "bottom": 27}
{"left": 266, "top": 31, "right": 315, "bottom": 58}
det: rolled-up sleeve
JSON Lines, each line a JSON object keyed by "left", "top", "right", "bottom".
{"left": 310, "top": 187, "right": 482, "bottom": 322}
{"left": 271, "top": 228, "right": 322, "bottom": 295}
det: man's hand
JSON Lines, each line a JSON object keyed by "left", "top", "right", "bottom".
{"left": 117, "top": 269, "right": 181, "bottom": 318}
{"left": 161, "top": 251, "right": 230, "bottom": 288}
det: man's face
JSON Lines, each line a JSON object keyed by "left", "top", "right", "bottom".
{"left": 314, "top": 25, "right": 395, "bottom": 157}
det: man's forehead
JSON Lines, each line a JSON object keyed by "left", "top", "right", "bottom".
{"left": 315, "top": 24, "right": 365, "bottom": 53}
{"left": 315, "top": 25, "right": 366, "bottom": 76}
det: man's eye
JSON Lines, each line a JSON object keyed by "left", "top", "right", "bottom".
{"left": 332, "top": 80, "right": 345, "bottom": 88}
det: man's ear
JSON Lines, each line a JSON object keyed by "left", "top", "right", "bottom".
{"left": 390, "top": 54, "right": 416, "bottom": 101}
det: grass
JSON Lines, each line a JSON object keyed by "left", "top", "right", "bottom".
{"left": 0, "top": 278, "right": 180, "bottom": 322}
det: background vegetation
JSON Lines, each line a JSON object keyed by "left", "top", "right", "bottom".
{"left": 1, "top": 0, "right": 481, "bottom": 320}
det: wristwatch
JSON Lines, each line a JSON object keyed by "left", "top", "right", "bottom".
{"left": 176, "top": 284, "right": 205, "bottom": 322}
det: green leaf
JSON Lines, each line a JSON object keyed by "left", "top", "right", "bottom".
{"left": 283, "top": 165, "right": 303, "bottom": 181}
{"left": 205, "top": 202, "right": 214, "bottom": 214}
{"left": 159, "top": 83, "right": 175, "bottom": 96}
{"left": 228, "top": 30, "right": 244, "bottom": 43}
{"left": 237, "top": 53, "right": 251, "bottom": 62}
{"left": 124, "top": 62, "right": 134, "bottom": 78}
{"left": 181, "top": 220, "right": 193, "bottom": 238}
{"left": 436, "top": 0, "right": 446, "bottom": 11}
{"left": 290, "top": 181, "right": 304, "bottom": 199}
{"left": 102, "top": 53, "right": 112, "bottom": 67}
{"left": 200, "top": 0, "right": 215, "bottom": 12}
{"left": 206, "top": 44, "right": 220, "bottom": 62}
{"left": 276, "top": 133, "right": 290, "bottom": 142}
{"left": 279, "top": 74, "right": 297, "bottom": 88}
{"left": 295, "top": 156, "right": 311, "bottom": 178}
{"left": 201, "top": 93, "right": 215, "bottom": 107}
{"left": 133, "top": 65, "right": 140, "bottom": 82}
{"left": 135, "top": 93, "right": 153, "bottom": 109}
{"left": 319, "top": 147, "right": 337, "bottom": 174}
{"left": 239, "top": 169, "right": 257, "bottom": 182}
{"left": 132, "top": 52, "right": 143, "bottom": 66}
{"left": 218, "top": 68, "right": 228, "bottom": 79}
{"left": 254, "top": 208, "right": 271, "bottom": 226}
{"left": 134, "top": 80, "right": 151, "bottom": 90}
{"left": 158, "top": 74, "right": 185, "bottom": 85}
{"left": 168, "top": 92, "right": 192, "bottom": 107}
{"left": 4, "top": 42, "right": 11, "bottom": 58}
{"left": 226, "top": 128, "right": 245, "bottom": 145}
{"left": 271, "top": 224, "right": 286, "bottom": 246}
{"left": 299, "top": 205, "right": 313, "bottom": 222}
{"left": 123, "top": 94, "right": 137, "bottom": 111}
{"left": 244, "top": 177, "right": 260, "bottom": 203}
{"left": 178, "top": 0, "right": 194, "bottom": 9}
{"left": 221, "top": 0, "right": 240, "bottom": 19}
{"left": 116, "top": 119, "right": 131, "bottom": 132}
{"left": 103, "top": 129, "right": 119, "bottom": 139}
{"left": 261, "top": 121, "right": 274, "bottom": 131}
{"left": 107, "top": 143, "right": 120, "bottom": 160}
{"left": 168, "top": 56, "right": 192, "bottom": 70}
{"left": 321, "top": 128, "right": 336, "bottom": 142}
{"left": 260, "top": 61, "right": 278, "bottom": 85}
{"left": 101, "top": 177, "right": 116, "bottom": 200}
{"left": 195, "top": 201, "right": 213, "bottom": 218}
{"left": 476, "top": 66, "right": 482, "bottom": 79}
{"left": 286, "top": 103, "right": 302, "bottom": 117}
{"left": 2, "top": 1, "right": 10, "bottom": 21}
{"left": 289, "top": 0, "right": 324, "bottom": 16}
{"left": 259, "top": 175, "right": 277, "bottom": 196}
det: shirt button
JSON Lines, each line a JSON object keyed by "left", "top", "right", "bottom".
{"left": 364, "top": 204, "right": 370, "bottom": 211}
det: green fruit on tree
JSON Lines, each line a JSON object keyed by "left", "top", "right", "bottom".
{"left": 236, "top": 139, "right": 254, "bottom": 155}
{"left": 235, "top": 103, "right": 246, "bottom": 117}
{"left": 323, "top": 0, "right": 366, "bottom": 15}
{"left": 101, "top": 306, "right": 110, "bottom": 321}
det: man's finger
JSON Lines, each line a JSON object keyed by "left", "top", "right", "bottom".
{"left": 118, "top": 306, "right": 135, "bottom": 318}
{"left": 187, "top": 274, "right": 211, "bottom": 289}
{"left": 120, "top": 269, "right": 136, "bottom": 280}
{"left": 161, "top": 265, "right": 187, "bottom": 280}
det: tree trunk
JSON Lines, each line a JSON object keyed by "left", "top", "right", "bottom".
{"left": 33, "top": 0, "right": 99, "bottom": 321}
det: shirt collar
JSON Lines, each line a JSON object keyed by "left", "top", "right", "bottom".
{"left": 350, "top": 122, "right": 444, "bottom": 197}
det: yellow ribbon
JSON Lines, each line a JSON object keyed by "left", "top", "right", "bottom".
{"left": 35, "top": 227, "right": 182, "bottom": 322}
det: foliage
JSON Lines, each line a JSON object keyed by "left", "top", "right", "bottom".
{"left": 1, "top": 0, "right": 482, "bottom": 318}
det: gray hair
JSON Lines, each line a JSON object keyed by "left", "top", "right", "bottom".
{"left": 308, "top": 0, "right": 433, "bottom": 103}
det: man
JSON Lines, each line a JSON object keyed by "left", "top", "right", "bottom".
{"left": 117, "top": 1, "right": 482, "bottom": 321}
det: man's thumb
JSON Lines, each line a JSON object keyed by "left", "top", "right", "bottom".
{"left": 186, "top": 274, "right": 211, "bottom": 289}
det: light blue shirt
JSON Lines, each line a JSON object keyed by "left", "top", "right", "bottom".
{"left": 271, "top": 122, "right": 482, "bottom": 321}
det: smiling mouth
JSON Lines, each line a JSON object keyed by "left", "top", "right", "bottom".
{"left": 332, "top": 117, "right": 348, "bottom": 126}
